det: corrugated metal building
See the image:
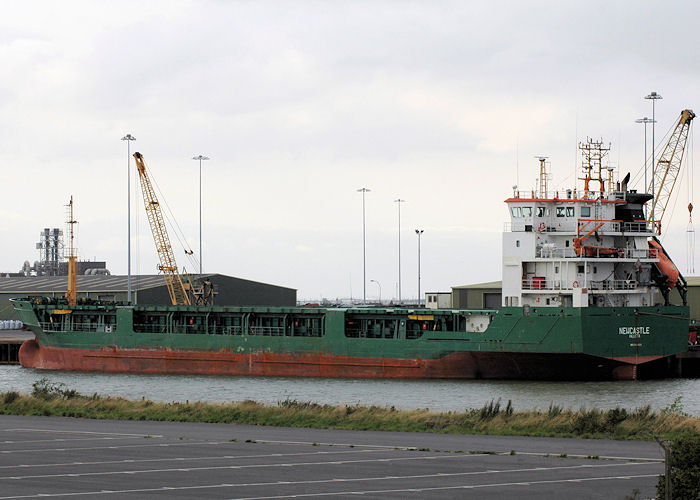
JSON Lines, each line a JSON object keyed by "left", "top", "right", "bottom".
{"left": 451, "top": 281, "right": 503, "bottom": 309}
{"left": 451, "top": 278, "right": 700, "bottom": 319}
{"left": 0, "top": 274, "right": 296, "bottom": 320}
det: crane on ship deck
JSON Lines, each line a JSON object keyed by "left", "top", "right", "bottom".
{"left": 645, "top": 109, "right": 695, "bottom": 306}
{"left": 133, "top": 152, "right": 215, "bottom": 306}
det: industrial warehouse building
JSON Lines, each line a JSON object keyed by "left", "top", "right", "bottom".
{"left": 0, "top": 274, "right": 296, "bottom": 320}
{"left": 451, "top": 278, "right": 700, "bottom": 321}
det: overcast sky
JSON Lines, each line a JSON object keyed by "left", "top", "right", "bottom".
{"left": 1, "top": 0, "right": 698, "bottom": 301}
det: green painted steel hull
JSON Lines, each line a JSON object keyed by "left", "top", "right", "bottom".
{"left": 12, "top": 299, "right": 689, "bottom": 380}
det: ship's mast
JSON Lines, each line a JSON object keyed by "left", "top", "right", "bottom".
{"left": 65, "top": 196, "right": 78, "bottom": 306}
{"left": 578, "top": 138, "right": 610, "bottom": 197}
{"left": 536, "top": 156, "right": 549, "bottom": 198}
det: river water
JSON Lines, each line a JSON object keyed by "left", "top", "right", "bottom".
{"left": 1, "top": 366, "right": 698, "bottom": 415}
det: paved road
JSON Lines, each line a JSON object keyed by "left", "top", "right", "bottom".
{"left": 0, "top": 415, "right": 663, "bottom": 499}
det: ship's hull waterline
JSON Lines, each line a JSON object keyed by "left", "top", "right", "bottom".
{"left": 19, "top": 339, "right": 667, "bottom": 380}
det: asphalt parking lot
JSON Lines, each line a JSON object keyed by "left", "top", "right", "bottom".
{"left": 0, "top": 415, "right": 663, "bottom": 499}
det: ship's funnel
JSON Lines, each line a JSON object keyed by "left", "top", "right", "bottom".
{"left": 621, "top": 172, "right": 631, "bottom": 192}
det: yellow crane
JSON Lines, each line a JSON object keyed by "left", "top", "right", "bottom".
{"left": 648, "top": 109, "right": 695, "bottom": 226}
{"left": 133, "top": 152, "right": 191, "bottom": 306}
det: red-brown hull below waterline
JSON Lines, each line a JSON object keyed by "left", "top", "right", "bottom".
{"left": 19, "top": 339, "right": 665, "bottom": 381}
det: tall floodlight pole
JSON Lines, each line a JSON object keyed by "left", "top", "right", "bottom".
{"left": 370, "top": 279, "right": 381, "bottom": 304}
{"left": 357, "top": 188, "right": 371, "bottom": 305}
{"left": 645, "top": 91, "right": 662, "bottom": 198}
{"left": 635, "top": 117, "right": 655, "bottom": 215}
{"left": 121, "top": 134, "right": 136, "bottom": 303}
{"left": 415, "top": 229, "right": 424, "bottom": 305}
{"left": 192, "top": 155, "right": 210, "bottom": 275}
{"left": 394, "top": 199, "right": 406, "bottom": 303}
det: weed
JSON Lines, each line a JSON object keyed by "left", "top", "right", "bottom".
{"left": 572, "top": 408, "right": 603, "bottom": 435}
{"left": 632, "top": 405, "right": 651, "bottom": 420}
{"left": 505, "top": 399, "right": 513, "bottom": 417}
{"left": 661, "top": 396, "right": 688, "bottom": 417}
{"left": 229, "top": 438, "right": 237, "bottom": 442}
{"left": 510, "top": 450, "right": 516, "bottom": 455}
{"left": 605, "top": 407, "right": 628, "bottom": 429}
{"left": 547, "top": 402, "right": 563, "bottom": 418}
{"left": 2, "top": 392, "right": 20, "bottom": 405}
{"left": 1, "top": 387, "right": 698, "bottom": 442}
{"left": 559, "top": 453, "right": 568, "bottom": 458}
{"left": 479, "top": 399, "right": 502, "bottom": 420}
{"left": 245, "top": 439, "right": 256, "bottom": 443}
{"left": 623, "top": 488, "right": 641, "bottom": 500}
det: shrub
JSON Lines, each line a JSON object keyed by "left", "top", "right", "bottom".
{"left": 656, "top": 432, "right": 700, "bottom": 499}
{"left": 572, "top": 409, "right": 603, "bottom": 435}
{"left": 31, "top": 378, "right": 80, "bottom": 400}
{"left": 604, "top": 407, "right": 628, "bottom": 430}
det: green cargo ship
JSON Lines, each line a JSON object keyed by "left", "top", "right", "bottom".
{"left": 11, "top": 299, "right": 689, "bottom": 380}
{"left": 12, "top": 130, "right": 694, "bottom": 380}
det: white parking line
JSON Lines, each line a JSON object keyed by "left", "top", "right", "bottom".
{"left": 0, "top": 449, "right": 387, "bottom": 470}
{"left": 1, "top": 429, "right": 159, "bottom": 438}
{"left": 0, "top": 455, "right": 657, "bottom": 481}
{"left": 231, "top": 474, "right": 661, "bottom": 499}
{"left": 0, "top": 440, "right": 230, "bottom": 454}
{"left": 1, "top": 437, "right": 153, "bottom": 445}
{"left": 0, "top": 434, "right": 661, "bottom": 462}
{"left": 0, "top": 465, "right": 660, "bottom": 499}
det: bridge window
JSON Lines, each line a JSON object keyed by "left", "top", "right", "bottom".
{"left": 581, "top": 206, "right": 591, "bottom": 217}
{"left": 536, "top": 207, "right": 547, "bottom": 217}
{"left": 521, "top": 207, "right": 532, "bottom": 217}
{"left": 566, "top": 207, "right": 575, "bottom": 217}
{"left": 510, "top": 207, "right": 522, "bottom": 217}
{"left": 556, "top": 207, "right": 565, "bottom": 217}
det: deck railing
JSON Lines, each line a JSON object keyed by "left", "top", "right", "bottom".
{"left": 133, "top": 324, "right": 321, "bottom": 337}
{"left": 535, "top": 246, "right": 658, "bottom": 259}
{"left": 40, "top": 322, "right": 114, "bottom": 333}
{"left": 588, "top": 280, "right": 638, "bottom": 291}
{"left": 505, "top": 220, "right": 660, "bottom": 234}
{"left": 522, "top": 279, "right": 638, "bottom": 291}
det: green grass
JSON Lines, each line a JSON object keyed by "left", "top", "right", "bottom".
{"left": 1, "top": 382, "right": 698, "bottom": 441}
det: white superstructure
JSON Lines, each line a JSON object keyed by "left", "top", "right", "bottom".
{"left": 501, "top": 141, "right": 677, "bottom": 309}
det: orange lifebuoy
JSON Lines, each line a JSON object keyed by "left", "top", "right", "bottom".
{"left": 537, "top": 222, "right": 546, "bottom": 232}
{"left": 572, "top": 280, "right": 579, "bottom": 288}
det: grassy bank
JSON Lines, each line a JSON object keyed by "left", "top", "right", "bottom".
{"left": 1, "top": 380, "right": 699, "bottom": 440}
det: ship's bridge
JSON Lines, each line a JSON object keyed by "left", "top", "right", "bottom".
{"left": 502, "top": 189, "right": 661, "bottom": 309}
